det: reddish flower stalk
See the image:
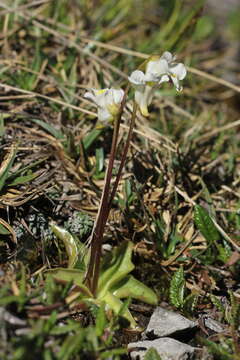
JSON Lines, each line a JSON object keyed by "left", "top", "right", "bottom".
{"left": 85, "top": 88, "right": 138, "bottom": 296}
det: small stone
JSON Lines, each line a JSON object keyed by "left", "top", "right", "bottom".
{"left": 128, "top": 338, "right": 195, "bottom": 360}
{"left": 144, "top": 307, "right": 197, "bottom": 339}
{"left": 202, "top": 316, "right": 225, "bottom": 333}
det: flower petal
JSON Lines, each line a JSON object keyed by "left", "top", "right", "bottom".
{"left": 98, "top": 107, "right": 112, "bottom": 123}
{"left": 128, "top": 70, "right": 146, "bottom": 85}
{"left": 171, "top": 75, "right": 182, "bottom": 91}
{"left": 170, "top": 63, "right": 187, "bottom": 80}
{"left": 84, "top": 88, "right": 124, "bottom": 123}
{"left": 84, "top": 91, "right": 97, "bottom": 103}
{"left": 135, "top": 85, "right": 153, "bottom": 117}
{"left": 146, "top": 59, "right": 169, "bottom": 81}
{"left": 84, "top": 89, "right": 109, "bottom": 107}
{"left": 159, "top": 74, "right": 170, "bottom": 84}
{"left": 160, "top": 51, "right": 174, "bottom": 63}
{"left": 112, "top": 88, "right": 125, "bottom": 104}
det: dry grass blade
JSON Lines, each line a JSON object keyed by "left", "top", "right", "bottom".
{"left": 0, "top": 83, "right": 95, "bottom": 116}
{"left": 0, "top": 218, "right": 17, "bottom": 243}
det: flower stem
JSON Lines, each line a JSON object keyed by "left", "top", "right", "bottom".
{"left": 85, "top": 88, "right": 129, "bottom": 295}
{"left": 108, "top": 101, "right": 137, "bottom": 209}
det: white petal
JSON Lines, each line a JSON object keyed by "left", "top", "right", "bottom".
{"left": 84, "top": 88, "right": 124, "bottom": 122}
{"left": 135, "top": 85, "right": 153, "bottom": 117}
{"left": 84, "top": 88, "right": 109, "bottom": 106}
{"left": 170, "top": 63, "right": 187, "bottom": 80}
{"left": 128, "top": 70, "right": 147, "bottom": 85}
{"left": 98, "top": 107, "right": 112, "bottom": 123}
{"left": 171, "top": 75, "right": 182, "bottom": 91}
{"left": 135, "top": 89, "right": 144, "bottom": 107}
{"left": 95, "top": 92, "right": 109, "bottom": 108}
{"left": 159, "top": 74, "right": 170, "bottom": 84}
{"left": 112, "top": 88, "right": 124, "bottom": 104}
{"left": 160, "top": 51, "right": 174, "bottom": 63}
{"left": 84, "top": 91, "right": 96, "bottom": 103}
{"left": 146, "top": 59, "right": 169, "bottom": 81}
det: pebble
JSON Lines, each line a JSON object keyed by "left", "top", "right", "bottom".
{"left": 143, "top": 307, "right": 197, "bottom": 339}
{"left": 128, "top": 337, "right": 195, "bottom": 360}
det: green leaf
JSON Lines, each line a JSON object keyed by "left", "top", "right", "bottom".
{"left": 57, "top": 332, "right": 84, "bottom": 360}
{"left": 193, "top": 16, "right": 214, "bottom": 41}
{"left": 31, "top": 119, "right": 65, "bottom": 140}
{"left": 0, "top": 113, "right": 5, "bottom": 137}
{"left": 95, "top": 303, "right": 107, "bottom": 336}
{"left": 210, "top": 295, "right": 225, "bottom": 314}
{"left": 98, "top": 242, "right": 134, "bottom": 298}
{"left": 199, "top": 338, "right": 233, "bottom": 360}
{"left": 44, "top": 275, "right": 58, "bottom": 305}
{"left": 101, "top": 291, "right": 136, "bottom": 328}
{"left": 8, "top": 172, "right": 40, "bottom": 186}
{"left": 228, "top": 290, "right": 240, "bottom": 329}
{"left": 0, "top": 223, "right": 10, "bottom": 235}
{"left": 50, "top": 223, "right": 82, "bottom": 268}
{"left": 95, "top": 147, "right": 104, "bottom": 175}
{"left": 156, "top": 0, "right": 181, "bottom": 43}
{"left": 0, "top": 145, "right": 17, "bottom": 192}
{"left": 46, "top": 268, "right": 92, "bottom": 298}
{"left": 111, "top": 275, "right": 158, "bottom": 305}
{"left": 100, "top": 348, "right": 127, "bottom": 359}
{"left": 83, "top": 128, "right": 102, "bottom": 150}
{"left": 170, "top": 266, "right": 185, "bottom": 309}
{"left": 50, "top": 320, "right": 81, "bottom": 335}
{"left": 144, "top": 347, "right": 162, "bottom": 360}
{"left": 165, "top": 0, "right": 205, "bottom": 49}
{"left": 194, "top": 205, "right": 220, "bottom": 244}
{"left": 183, "top": 293, "right": 198, "bottom": 314}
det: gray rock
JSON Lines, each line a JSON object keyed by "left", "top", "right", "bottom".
{"left": 202, "top": 316, "right": 224, "bottom": 333}
{"left": 143, "top": 307, "right": 197, "bottom": 339}
{"left": 128, "top": 338, "right": 195, "bottom": 360}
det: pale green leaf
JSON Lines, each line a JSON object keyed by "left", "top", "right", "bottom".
{"left": 46, "top": 268, "right": 92, "bottom": 297}
{"left": 50, "top": 223, "right": 81, "bottom": 268}
{"left": 98, "top": 242, "right": 134, "bottom": 298}
{"left": 101, "top": 291, "right": 137, "bottom": 328}
{"left": 111, "top": 275, "right": 158, "bottom": 305}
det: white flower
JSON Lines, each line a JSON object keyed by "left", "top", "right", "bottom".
{"left": 84, "top": 88, "right": 124, "bottom": 124}
{"left": 158, "top": 51, "right": 187, "bottom": 91}
{"left": 128, "top": 70, "right": 154, "bottom": 117}
{"left": 128, "top": 51, "right": 187, "bottom": 116}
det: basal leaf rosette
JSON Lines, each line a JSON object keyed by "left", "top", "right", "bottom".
{"left": 46, "top": 225, "right": 157, "bottom": 328}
